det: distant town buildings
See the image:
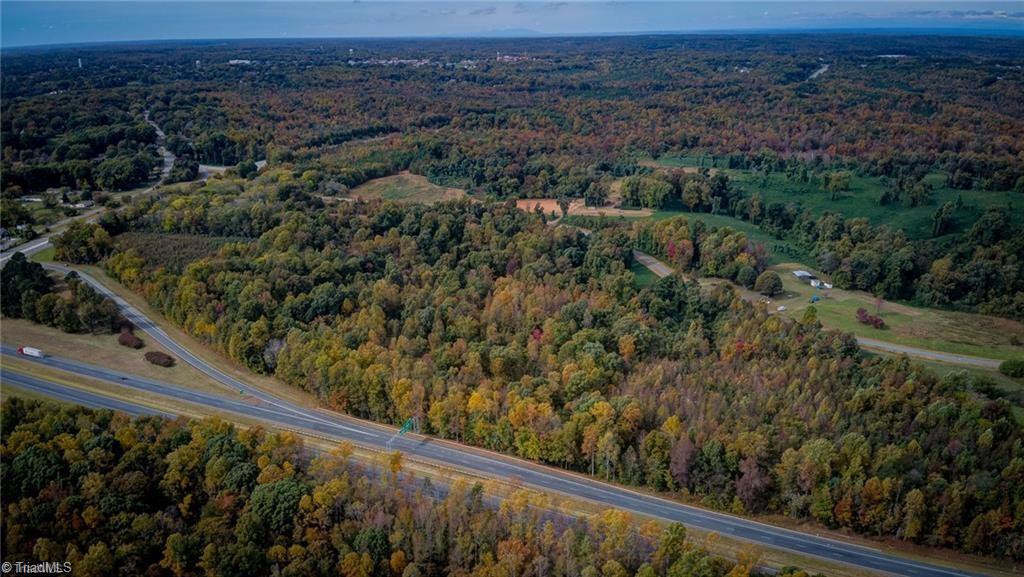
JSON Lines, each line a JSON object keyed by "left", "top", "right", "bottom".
{"left": 496, "top": 53, "right": 530, "bottom": 63}
{"left": 346, "top": 58, "right": 477, "bottom": 70}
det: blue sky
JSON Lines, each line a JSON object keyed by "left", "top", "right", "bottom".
{"left": 3, "top": 2, "right": 1023, "bottom": 48}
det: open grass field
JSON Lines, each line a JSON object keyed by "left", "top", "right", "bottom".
{"left": 629, "top": 259, "right": 659, "bottom": 288}
{"left": 31, "top": 245, "right": 55, "bottom": 263}
{"left": 765, "top": 262, "right": 1024, "bottom": 361}
{"left": 653, "top": 155, "right": 1020, "bottom": 240}
{"left": 349, "top": 171, "right": 465, "bottom": 203}
{"left": 0, "top": 318, "right": 225, "bottom": 392}
{"left": 623, "top": 236, "right": 1024, "bottom": 364}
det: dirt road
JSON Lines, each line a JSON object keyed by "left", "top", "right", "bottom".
{"left": 630, "top": 249, "right": 1004, "bottom": 369}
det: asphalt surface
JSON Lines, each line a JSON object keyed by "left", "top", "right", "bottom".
{"left": 0, "top": 112, "right": 174, "bottom": 267}
{"left": 0, "top": 367, "right": 174, "bottom": 419}
{"left": 630, "top": 250, "right": 1002, "bottom": 369}
{"left": 0, "top": 349, "right": 993, "bottom": 576}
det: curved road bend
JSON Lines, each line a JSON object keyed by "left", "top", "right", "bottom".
{"left": 0, "top": 111, "right": 174, "bottom": 267}
{"left": 630, "top": 250, "right": 1002, "bottom": 370}
{"left": 0, "top": 351, "right": 993, "bottom": 577}
{"left": 39, "top": 263, "right": 342, "bottom": 429}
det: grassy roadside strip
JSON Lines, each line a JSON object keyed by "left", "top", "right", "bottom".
{"left": 20, "top": 263, "right": 1018, "bottom": 576}
{"left": 0, "top": 362, "right": 857, "bottom": 577}
{"left": 1, "top": 358, "right": 210, "bottom": 421}
{"left": 70, "top": 263, "right": 324, "bottom": 410}
{"left": 2, "top": 360, "right": 1016, "bottom": 577}
{"left": 0, "top": 318, "right": 227, "bottom": 394}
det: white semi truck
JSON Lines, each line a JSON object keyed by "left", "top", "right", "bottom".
{"left": 17, "top": 346, "right": 44, "bottom": 358}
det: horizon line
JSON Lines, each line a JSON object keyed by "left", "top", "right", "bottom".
{"left": 5, "top": 26, "right": 1024, "bottom": 51}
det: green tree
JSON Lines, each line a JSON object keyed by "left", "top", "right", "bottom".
{"left": 754, "top": 271, "right": 783, "bottom": 296}
{"left": 249, "top": 478, "right": 308, "bottom": 535}
{"left": 52, "top": 221, "right": 112, "bottom": 263}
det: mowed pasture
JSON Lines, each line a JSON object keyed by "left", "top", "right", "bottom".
{"left": 349, "top": 171, "right": 466, "bottom": 204}
{"left": 654, "top": 155, "right": 1020, "bottom": 239}
{"left": 765, "top": 262, "right": 1024, "bottom": 361}
{"left": 571, "top": 200, "right": 1024, "bottom": 361}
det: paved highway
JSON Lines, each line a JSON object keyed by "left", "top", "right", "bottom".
{"left": 40, "top": 264, "right": 343, "bottom": 429}
{"left": 0, "top": 347, "right": 992, "bottom": 577}
{"left": 0, "top": 368, "right": 174, "bottom": 419}
{"left": 0, "top": 111, "right": 174, "bottom": 266}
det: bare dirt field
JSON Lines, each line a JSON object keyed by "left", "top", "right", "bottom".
{"left": 517, "top": 198, "right": 654, "bottom": 218}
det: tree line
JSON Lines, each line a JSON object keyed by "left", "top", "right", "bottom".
{"left": 621, "top": 168, "right": 1024, "bottom": 320}
{"left": 1, "top": 398, "right": 807, "bottom": 577}
{"left": 79, "top": 178, "right": 1024, "bottom": 559}
{"left": 1, "top": 253, "right": 122, "bottom": 334}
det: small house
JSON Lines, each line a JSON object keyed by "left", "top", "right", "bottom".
{"left": 792, "top": 270, "right": 817, "bottom": 283}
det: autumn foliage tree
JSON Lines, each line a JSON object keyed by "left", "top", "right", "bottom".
{"left": 0, "top": 399, "right": 778, "bottom": 577}
{"left": 96, "top": 181, "right": 1024, "bottom": 559}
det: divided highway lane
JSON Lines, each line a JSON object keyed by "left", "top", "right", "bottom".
{"left": 40, "top": 264, "right": 341, "bottom": 429}
{"left": 0, "top": 351, "right": 990, "bottom": 577}
{"left": 0, "top": 368, "right": 174, "bottom": 419}
{"left": 0, "top": 345, "right": 370, "bottom": 439}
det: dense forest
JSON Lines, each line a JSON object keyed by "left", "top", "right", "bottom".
{"left": 618, "top": 168, "right": 1024, "bottom": 318}
{"left": 1, "top": 94, "right": 160, "bottom": 195}
{"left": 0, "top": 398, "right": 813, "bottom": 577}
{"left": 3, "top": 34, "right": 1024, "bottom": 567}
{"left": 0, "top": 252, "right": 122, "bottom": 334}
{"left": 5, "top": 35, "right": 1023, "bottom": 196}
{"left": 3, "top": 35, "right": 1022, "bottom": 316}
{"left": 61, "top": 174, "right": 1021, "bottom": 560}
